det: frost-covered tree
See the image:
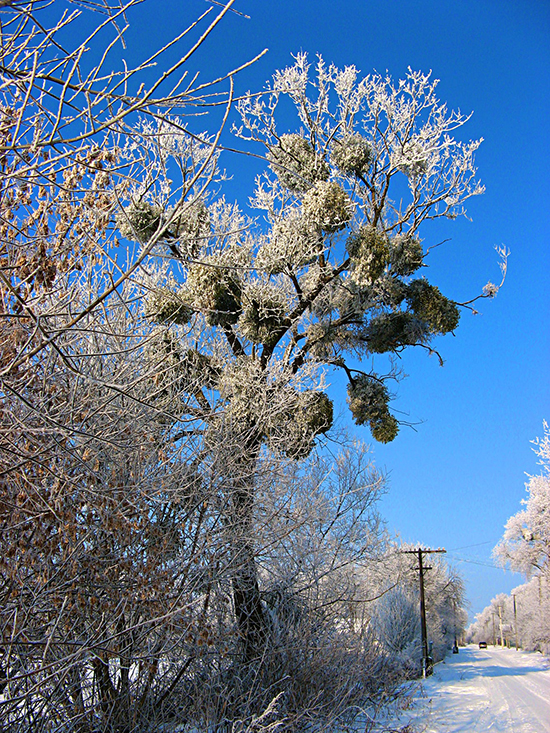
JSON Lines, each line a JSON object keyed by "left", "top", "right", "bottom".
{"left": 467, "top": 583, "right": 550, "bottom": 654}
{"left": 467, "top": 593, "right": 508, "bottom": 646}
{"left": 485, "top": 423, "right": 550, "bottom": 656}
{"left": 0, "top": 0, "right": 270, "bottom": 727}
{"left": 494, "top": 422, "right": 550, "bottom": 579}
{"left": 119, "top": 55, "right": 502, "bottom": 658}
{"left": 509, "top": 578, "right": 550, "bottom": 653}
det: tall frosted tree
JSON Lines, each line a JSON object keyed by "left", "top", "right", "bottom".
{"left": 494, "top": 423, "right": 550, "bottom": 579}
{"left": 119, "top": 55, "right": 503, "bottom": 659}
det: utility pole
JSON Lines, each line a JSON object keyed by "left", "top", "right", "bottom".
{"left": 497, "top": 604, "right": 504, "bottom": 647}
{"left": 513, "top": 594, "right": 518, "bottom": 651}
{"left": 402, "top": 547, "right": 446, "bottom": 678}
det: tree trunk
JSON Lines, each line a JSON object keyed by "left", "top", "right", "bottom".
{"left": 229, "top": 444, "right": 267, "bottom": 663}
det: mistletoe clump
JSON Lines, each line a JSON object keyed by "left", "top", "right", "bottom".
{"left": 331, "top": 133, "right": 372, "bottom": 177}
{"left": 347, "top": 226, "right": 390, "bottom": 285}
{"left": 302, "top": 180, "right": 353, "bottom": 233}
{"left": 272, "top": 390, "right": 334, "bottom": 459}
{"left": 170, "top": 199, "right": 211, "bottom": 257}
{"left": 365, "top": 311, "right": 427, "bottom": 353}
{"left": 145, "top": 287, "right": 193, "bottom": 325}
{"left": 305, "top": 321, "right": 339, "bottom": 360}
{"left": 238, "top": 281, "right": 290, "bottom": 346}
{"left": 369, "top": 276, "right": 409, "bottom": 309}
{"left": 256, "top": 209, "right": 322, "bottom": 274}
{"left": 388, "top": 234, "right": 424, "bottom": 276}
{"left": 299, "top": 390, "right": 333, "bottom": 434}
{"left": 268, "top": 134, "right": 329, "bottom": 192}
{"left": 406, "top": 280, "right": 460, "bottom": 334}
{"left": 180, "top": 349, "right": 220, "bottom": 390}
{"left": 184, "top": 257, "right": 242, "bottom": 326}
{"left": 117, "top": 200, "right": 164, "bottom": 243}
{"left": 217, "top": 357, "right": 269, "bottom": 428}
{"left": 347, "top": 376, "right": 398, "bottom": 443}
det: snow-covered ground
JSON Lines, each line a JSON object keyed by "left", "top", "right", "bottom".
{"left": 390, "top": 644, "right": 550, "bottom": 733}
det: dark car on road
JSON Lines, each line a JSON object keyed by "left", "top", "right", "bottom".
{"left": 479, "top": 641, "right": 488, "bottom": 649}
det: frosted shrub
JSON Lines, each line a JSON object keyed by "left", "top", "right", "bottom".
{"left": 302, "top": 180, "right": 353, "bottom": 233}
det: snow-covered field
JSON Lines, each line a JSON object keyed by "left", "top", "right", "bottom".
{"left": 390, "top": 644, "right": 550, "bottom": 733}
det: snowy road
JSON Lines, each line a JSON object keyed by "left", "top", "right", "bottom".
{"left": 393, "top": 645, "right": 550, "bottom": 733}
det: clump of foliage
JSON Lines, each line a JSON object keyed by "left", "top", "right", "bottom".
{"left": 347, "top": 225, "right": 391, "bottom": 285}
{"left": 347, "top": 375, "right": 399, "bottom": 443}
{"left": 268, "top": 133, "right": 329, "bottom": 191}
{"left": 116, "top": 199, "right": 164, "bottom": 243}
{"left": 185, "top": 256, "right": 243, "bottom": 326}
{"left": 331, "top": 132, "right": 372, "bottom": 177}
{"left": 145, "top": 285, "right": 193, "bottom": 325}
{"left": 406, "top": 279, "right": 460, "bottom": 334}
{"left": 302, "top": 179, "right": 354, "bottom": 232}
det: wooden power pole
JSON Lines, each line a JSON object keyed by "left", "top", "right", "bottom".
{"left": 513, "top": 593, "right": 518, "bottom": 650}
{"left": 402, "top": 547, "right": 446, "bottom": 678}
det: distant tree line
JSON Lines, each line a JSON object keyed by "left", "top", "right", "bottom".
{"left": 468, "top": 423, "right": 550, "bottom": 654}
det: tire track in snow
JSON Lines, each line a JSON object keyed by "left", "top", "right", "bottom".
{"left": 389, "top": 645, "right": 550, "bottom": 733}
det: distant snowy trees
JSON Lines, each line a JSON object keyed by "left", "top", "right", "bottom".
{"left": 494, "top": 422, "right": 550, "bottom": 579}
{"left": 468, "top": 581, "right": 550, "bottom": 654}
{"left": 468, "top": 424, "right": 550, "bottom": 653}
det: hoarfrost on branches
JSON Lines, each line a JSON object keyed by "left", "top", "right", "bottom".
{"left": 111, "top": 52, "right": 502, "bottom": 662}
{"left": 494, "top": 422, "right": 550, "bottom": 579}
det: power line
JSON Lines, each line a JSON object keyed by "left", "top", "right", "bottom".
{"left": 447, "top": 554, "right": 503, "bottom": 569}
{"left": 447, "top": 540, "right": 496, "bottom": 552}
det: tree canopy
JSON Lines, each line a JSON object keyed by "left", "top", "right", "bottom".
{"left": 494, "top": 422, "right": 550, "bottom": 579}
{"left": 123, "top": 55, "right": 499, "bottom": 455}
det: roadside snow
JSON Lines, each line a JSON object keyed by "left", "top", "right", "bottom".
{"left": 390, "top": 644, "right": 550, "bottom": 733}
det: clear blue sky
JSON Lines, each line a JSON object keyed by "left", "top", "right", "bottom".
{"left": 116, "top": 0, "right": 549, "bottom": 618}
